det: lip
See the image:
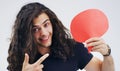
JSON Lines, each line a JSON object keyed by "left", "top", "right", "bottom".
{"left": 40, "top": 36, "right": 49, "bottom": 43}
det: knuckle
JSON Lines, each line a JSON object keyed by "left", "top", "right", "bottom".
{"left": 34, "top": 65, "right": 43, "bottom": 71}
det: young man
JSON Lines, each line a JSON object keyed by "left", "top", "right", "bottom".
{"left": 7, "top": 2, "right": 114, "bottom": 71}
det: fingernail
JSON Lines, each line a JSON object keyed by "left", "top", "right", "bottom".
{"left": 83, "top": 42, "right": 87, "bottom": 47}
{"left": 45, "top": 53, "right": 49, "bottom": 56}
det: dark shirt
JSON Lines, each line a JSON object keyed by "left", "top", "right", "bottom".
{"left": 36, "top": 42, "right": 93, "bottom": 71}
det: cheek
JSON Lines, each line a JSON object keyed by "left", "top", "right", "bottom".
{"left": 48, "top": 25, "right": 53, "bottom": 34}
{"left": 33, "top": 34, "right": 39, "bottom": 40}
{"left": 49, "top": 28, "right": 53, "bottom": 34}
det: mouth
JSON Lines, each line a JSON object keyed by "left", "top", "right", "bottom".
{"left": 39, "top": 36, "right": 49, "bottom": 43}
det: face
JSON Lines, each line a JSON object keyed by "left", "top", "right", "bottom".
{"left": 33, "top": 13, "right": 53, "bottom": 48}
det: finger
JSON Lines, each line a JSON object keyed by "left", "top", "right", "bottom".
{"left": 86, "top": 39, "right": 104, "bottom": 47}
{"left": 91, "top": 47, "right": 102, "bottom": 52}
{"left": 23, "top": 53, "right": 29, "bottom": 66}
{"left": 92, "top": 44, "right": 104, "bottom": 51}
{"left": 85, "top": 37, "right": 101, "bottom": 44}
{"left": 92, "top": 44, "right": 106, "bottom": 53}
{"left": 35, "top": 53, "right": 49, "bottom": 64}
{"left": 91, "top": 47, "right": 107, "bottom": 55}
{"left": 40, "top": 64, "right": 44, "bottom": 68}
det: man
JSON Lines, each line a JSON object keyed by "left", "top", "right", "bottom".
{"left": 7, "top": 2, "right": 114, "bottom": 71}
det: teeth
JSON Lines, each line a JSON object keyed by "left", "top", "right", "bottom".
{"left": 41, "top": 36, "right": 49, "bottom": 40}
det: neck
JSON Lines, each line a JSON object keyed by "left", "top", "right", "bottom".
{"left": 38, "top": 47, "right": 50, "bottom": 55}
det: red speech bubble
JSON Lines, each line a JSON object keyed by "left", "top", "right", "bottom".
{"left": 70, "top": 9, "right": 109, "bottom": 52}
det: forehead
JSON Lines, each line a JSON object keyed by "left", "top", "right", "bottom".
{"left": 33, "top": 13, "right": 50, "bottom": 25}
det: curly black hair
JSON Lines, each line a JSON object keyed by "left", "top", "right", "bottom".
{"left": 7, "top": 2, "right": 76, "bottom": 71}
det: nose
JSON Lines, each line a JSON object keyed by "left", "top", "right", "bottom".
{"left": 40, "top": 28, "right": 48, "bottom": 36}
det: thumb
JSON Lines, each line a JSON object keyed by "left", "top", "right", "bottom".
{"left": 23, "top": 53, "right": 29, "bottom": 66}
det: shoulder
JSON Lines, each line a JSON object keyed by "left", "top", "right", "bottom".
{"left": 74, "top": 42, "right": 88, "bottom": 53}
{"left": 75, "top": 42, "right": 84, "bottom": 47}
{"left": 73, "top": 42, "right": 94, "bottom": 69}
{"left": 84, "top": 57, "right": 102, "bottom": 70}
{"left": 73, "top": 42, "right": 93, "bottom": 55}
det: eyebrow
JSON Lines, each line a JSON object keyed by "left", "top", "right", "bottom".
{"left": 41, "top": 19, "right": 50, "bottom": 25}
{"left": 33, "top": 19, "right": 50, "bottom": 27}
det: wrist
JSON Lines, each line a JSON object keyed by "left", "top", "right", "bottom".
{"left": 103, "top": 45, "right": 111, "bottom": 56}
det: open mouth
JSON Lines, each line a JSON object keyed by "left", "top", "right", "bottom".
{"left": 39, "top": 36, "right": 49, "bottom": 43}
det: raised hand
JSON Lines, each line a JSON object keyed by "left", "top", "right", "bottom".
{"left": 22, "top": 53, "right": 49, "bottom": 71}
{"left": 85, "top": 37, "right": 109, "bottom": 55}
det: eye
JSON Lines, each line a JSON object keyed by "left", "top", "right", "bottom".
{"left": 44, "top": 22, "right": 50, "bottom": 28}
{"left": 32, "top": 27, "right": 40, "bottom": 33}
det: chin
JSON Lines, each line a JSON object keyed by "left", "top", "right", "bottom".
{"left": 41, "top": 42, "right": 51, "bottom": 48}
{"left": 45, "top": 43, "right": 51, "bottom": 47}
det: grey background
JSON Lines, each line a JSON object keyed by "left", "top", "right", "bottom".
{"left": 0, "top": 0, "right": 120, "bottom": 71}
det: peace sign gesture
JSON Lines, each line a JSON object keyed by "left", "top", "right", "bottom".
{"left": 22, "top": 53, "right": 49, "bottom": 71}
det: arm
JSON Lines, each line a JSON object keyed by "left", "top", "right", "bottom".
{"left": 85, "top": 55, "right": 114, "bottom": 71}
{"left": 84, "top": 37, "right": 115, "bottom": 71}
{"left": 84, "top": 57, "right": 102, "bottom": 71}
{"left": 102, "top": 55, "right": 114, "bottom": 71}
